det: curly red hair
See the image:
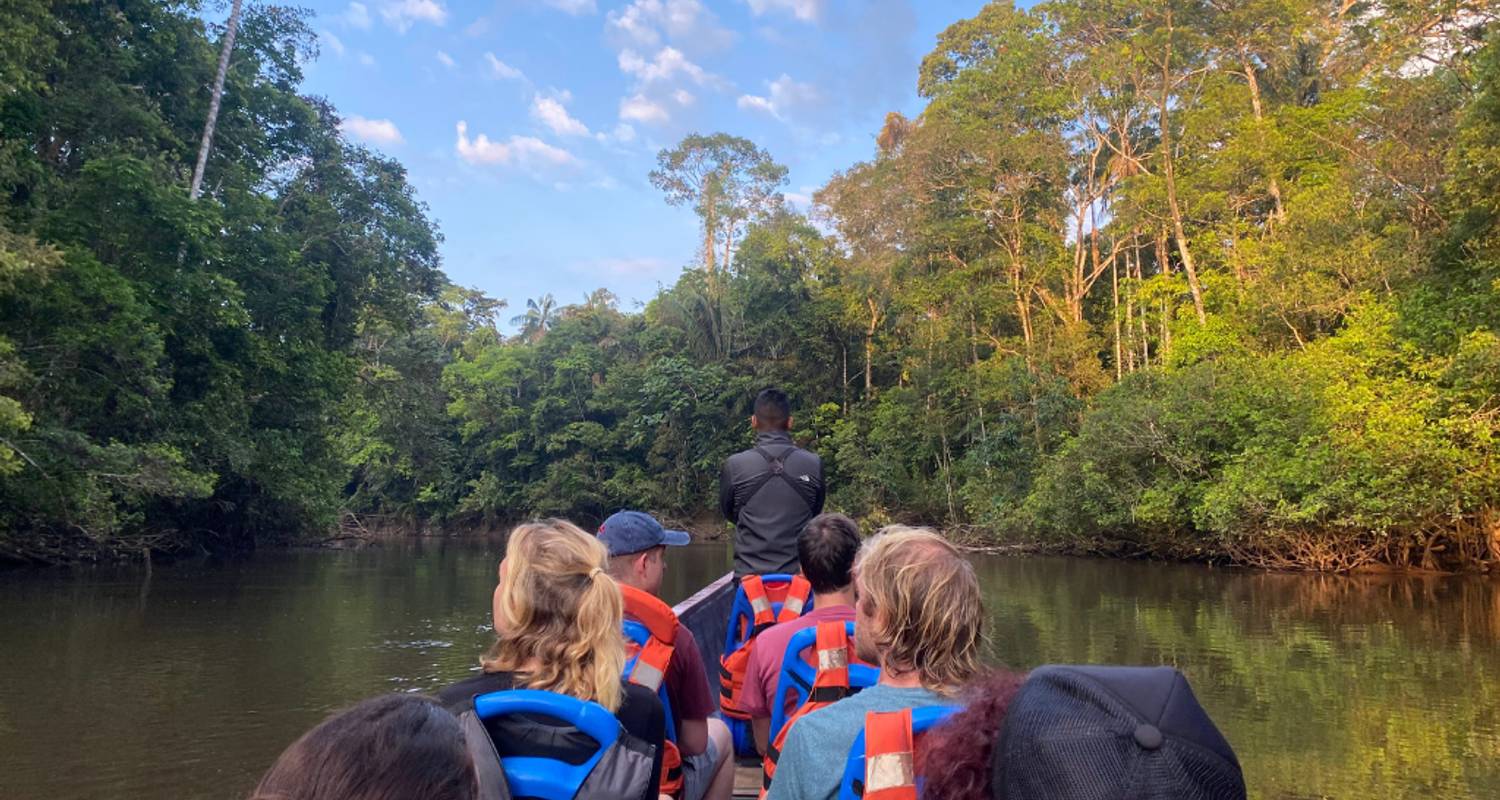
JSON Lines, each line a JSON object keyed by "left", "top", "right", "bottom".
{"left": 917, "top": 669, "right": 1027, "bottom": 800}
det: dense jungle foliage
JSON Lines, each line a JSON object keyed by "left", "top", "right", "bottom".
{"left": 2, "top": 0, "right": 1498, "bottom": 569}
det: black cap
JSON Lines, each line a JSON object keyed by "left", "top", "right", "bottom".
{"left": 992, "top": 665, "right": 1246, "bottom": 800}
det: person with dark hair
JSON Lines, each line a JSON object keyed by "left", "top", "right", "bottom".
{"left": 249, "top": 693, "right": 476, "bottom": 800}
{"left": 719, "top": 387, "right": 825, "bottom": 576}
{"left": 738, "top": 513, "right": 863, "bottom": 755}
{"left": 921, "top": 665, "right": 1247, "bottom": 800}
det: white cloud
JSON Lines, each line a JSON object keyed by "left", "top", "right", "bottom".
{"left": 736, "top": 74, "right": 821, "bottom": 122}
{"left": 542, "top": 0, "right": 597, "bottom": 14}
{"left": 320, "top": 31, "right": 346, "bottom": 57}
{"left": 783, "top": 185, "right": 816, "bottom": 209}
{"left": 619, "top": 94, "right": 670, "bottom": 125}
{"left": 745, "top": 0, "right": 823, "bottom": 22}
{"left": 358, "top": 52, "right": 378, "bottom": 67}
{"left": 341, "top": 115, "right": 405, "bottom": 145}
{"left": 344, "top": 2, "right": 372, "bottom": 29}
{"left": 597, "top": 123, "right": 637, "bottom": 144}
{"left": 673, "top": 89, "right": 695, "bottom": 106}
{"left": 436, "top": 50, "right": 456, "bottom": 68}
{"left": 617, "top": 47, "right": 720, "bottom": 87}
{"left": 606, "top": 0, "right": 733, "bottom": 51}
{"left": 736, "top": 94, "right": 775, "bottom": 115}
{"left": 531, "top": 95, "right": 590, "bottom": 137}
{"left": 455, "top": 122, "right": 577, "bottom": 168}
{"left": 485, "top": 52, "right": 525, "bottom": 81}
{"left": 380, "top": 0, "right": 447, "bottom": 33}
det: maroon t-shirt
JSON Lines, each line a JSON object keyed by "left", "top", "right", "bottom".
{"left": 628, "top": 615, "right": 715, "bottom": 737}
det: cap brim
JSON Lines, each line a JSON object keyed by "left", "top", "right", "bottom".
{"left": 661, "top": 529, "right": 692, "bottom": 546}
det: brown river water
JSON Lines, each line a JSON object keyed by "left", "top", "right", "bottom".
{"left": 1, "top": 538, "right": 1497, "bottom": 799}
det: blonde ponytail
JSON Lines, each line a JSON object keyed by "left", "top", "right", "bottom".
{"left": 482, "top": 519, "right": 626, "bottom": 711}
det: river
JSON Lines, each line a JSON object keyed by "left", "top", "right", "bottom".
{"left": 0, "top": 538, "right": 1497, "bottom": 799}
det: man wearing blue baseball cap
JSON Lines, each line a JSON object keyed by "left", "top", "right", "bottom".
{"left": 601, "top": 511, "right": 734, "bottom": 800}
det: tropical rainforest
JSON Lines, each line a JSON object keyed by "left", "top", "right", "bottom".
{"left": 1, "top": 0, "right": 1498, "bottom": 570}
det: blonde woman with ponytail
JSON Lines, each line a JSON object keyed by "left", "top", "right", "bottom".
{"left": 437, "top": 519, "right": 667, "bottom": 800}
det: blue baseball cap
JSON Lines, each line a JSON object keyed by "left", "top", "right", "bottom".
{"left": 597, "top": 510, "right": 692, "bottom": 556}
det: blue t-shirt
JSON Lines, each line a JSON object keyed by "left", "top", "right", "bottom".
{"left": 763, "top": 683, "right": 949, "bottom": 800}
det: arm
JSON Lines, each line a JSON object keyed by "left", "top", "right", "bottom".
{"left": 811, "top": 458, "right": 826, "bottom": 515}
{"left": 719, "top": 459, "right": 737, "bottom": 522}
{"left": 752, "top": 717, "right": 771, "bottom": 756}
{"left": 677, "top": 718, "right": 708, "bottom": 757}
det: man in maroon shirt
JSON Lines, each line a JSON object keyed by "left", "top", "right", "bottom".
{"left": 601, "top": 511, "right": 734, "bottom": 800}
{"left": 737, "top": 513, "right": 862, "bottom": 755}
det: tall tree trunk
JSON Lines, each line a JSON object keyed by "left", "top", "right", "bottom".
{"left": 190, "top": 0, "right": 244, "bottom": 200}
{"left": 723, "top": 227, "right": 733, "bottom": 274}
{"left": 969, "top": 311, "right": 988, "bottom": 446}
{"left": 703, "top": 207, "right": 716, "bottom": 273}
{"left": 1158, "top": 12, "right": 1207, "bottom": 324}
{"left": 864, "top": 296, "right": 879, "bottom": 396}
{"left": 1242, "top": 60, "right": 1286, "bottom": 223}
{"left": 1112, "top": 253, "right": 1122, "bottom": 380}
{"left": 1134, "top": 245, "right": 1149, "bottom": 367}
{"left": 841, "top": 342, "right": 849, "bottom": 413}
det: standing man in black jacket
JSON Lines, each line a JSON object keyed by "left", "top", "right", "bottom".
{"left": 719, "top": 388, "right": 825, "bottom": 575}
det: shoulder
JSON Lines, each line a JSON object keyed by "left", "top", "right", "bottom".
{"left": 673, "top": 625, "right": 702, "bottom": 661}
{"left": 749, "top": 619, "right": 797, "bottom": 665}
{"left": 622, "top": 680, "right": 663, "bottom": 709}
{"left": 434, "top": 671, "right": 512, "bottom": 712}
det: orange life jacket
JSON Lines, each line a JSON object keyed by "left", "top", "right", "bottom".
{"left": 620, "top": 584, "right": 684, "bottom": 797}
{"left": 759, "top": 621, "right": 856, "bottom": 797}
{"left": 861, "top": 708, "right": 917, "bottom": 800}
{"left": 660, "top": 743, "right": 683, "bottom": 797}
{"left": 718, "top": 575, "right": 812, "bottom": 720}
{"left": 620, "top": 584, "right": 678, "bottom": 693}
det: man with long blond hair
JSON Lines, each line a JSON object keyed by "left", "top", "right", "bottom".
{"left": 763, "top": 526, "right": 985, "bottom": 800}
{"left": 436, "top": 519, "right": 667, "bottom": 800}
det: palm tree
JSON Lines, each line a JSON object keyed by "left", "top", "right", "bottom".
{"left": 510, "top": 294, "right": 557, "bottom": 343}
{"left": 582, "top": 287, "right": 618, "bottom": 312}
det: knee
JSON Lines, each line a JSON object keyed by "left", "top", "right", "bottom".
{"left": 707, "top": 717, "right": 732, "bottom": 762}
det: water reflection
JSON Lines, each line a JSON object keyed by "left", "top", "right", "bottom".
{"left": 975, "top": 557, "right": 1500, "bottom": 800}
{"left": 0, "top": 541, "right": 1494, "bottom": 800}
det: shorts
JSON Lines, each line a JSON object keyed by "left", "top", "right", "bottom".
{"left": 679, "top": 735, "right": 720, "bottom": 800}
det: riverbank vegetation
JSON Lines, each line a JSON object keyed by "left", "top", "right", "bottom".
{"left": 2, "top": 1, "right": 1498, "bottom": 570}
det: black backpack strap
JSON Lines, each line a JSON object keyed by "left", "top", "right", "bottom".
{"left": 460, "top": 707, "right": 514, "bottom": 800}
{"left": 737, "top": 446, "right": 817, "bottom": 516}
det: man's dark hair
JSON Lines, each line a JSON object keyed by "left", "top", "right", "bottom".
{"left": 798, "top": 513, "right": 861, "bottom": 593}
{"left": 754, "top": 387, "right": 791, "bottom": 429}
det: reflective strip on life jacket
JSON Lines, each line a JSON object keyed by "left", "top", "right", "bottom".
{"left": 742, "top": 575, "right": 777, "bottom": 629}
{"left": 778, "top": 576, "right": 811, "bottom": 620}
{"left": 620, "top": 585, "right": 679, "bottom": 693}
{"left": 760, "top": 622, "right": 855, "bottom": 797}
{"left": 862, "top": 708, "right": 917, "bottom": 800}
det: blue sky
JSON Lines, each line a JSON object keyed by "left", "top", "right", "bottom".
{"left": 297, "top": 0, "right": 990, "bottom": 314}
